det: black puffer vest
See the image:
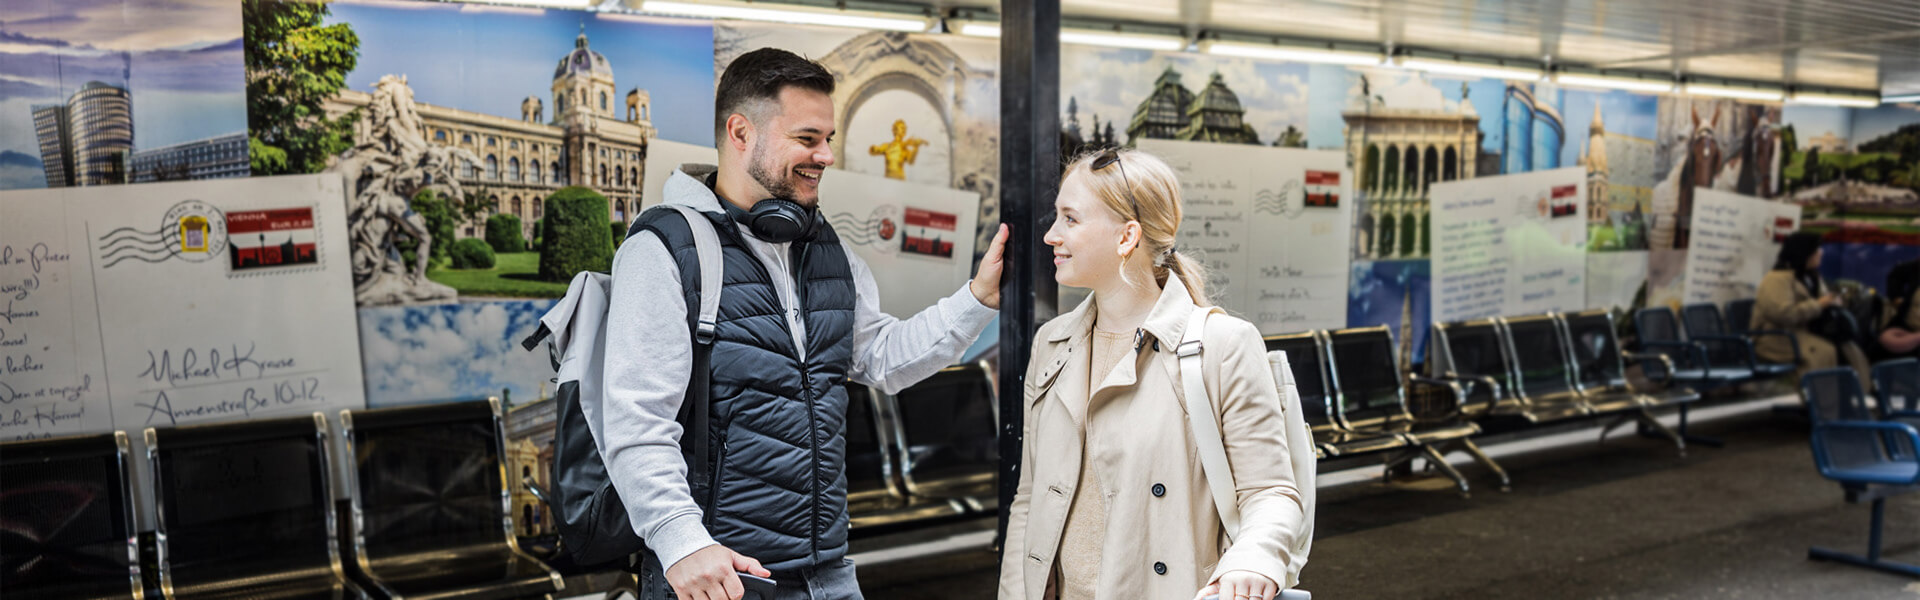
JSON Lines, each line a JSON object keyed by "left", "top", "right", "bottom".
{"left": 634, "top": 204, "right": 857, "bottom": 574}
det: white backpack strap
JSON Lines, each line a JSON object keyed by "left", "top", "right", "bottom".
{"left": 1268, "top": 350, "right": 1317, "bottom": 589}
{"left": 662, "top": 205, "right": 723, "bottom": 345}
{"left": 1178, "top": 305, "right": 1242, "bottom": 541}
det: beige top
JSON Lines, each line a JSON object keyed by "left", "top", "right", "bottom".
{"left": 1056, "top": 327, "right": 1134, "bottom": 600}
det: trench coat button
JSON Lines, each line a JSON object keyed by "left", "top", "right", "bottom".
{"left": 1153, "top": 562, "right": 1167, "bottom": 575}
{"left": 1152, "top": 483, "right": 1166, "bottom": 497}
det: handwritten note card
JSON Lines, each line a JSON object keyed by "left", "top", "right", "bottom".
{"left": 0, "top": 174, "right": 365, "bottom": 442}
{"left": 1430, "top": 168, "right": 1588, "bottom": 323}
{"left": 1682, "top": 188, "right": 1800, "bottom": 306}
{"left": 1139, "top": 139, "right": 1354, "bottom": 334}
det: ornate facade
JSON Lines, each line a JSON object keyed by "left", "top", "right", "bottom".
{"left": 324, "top": 33, "right": 655, "bottom": 241}
{"left": 1343, "top": 100, "right": 1481, "bottom": 259}
{"left": 1126, "top": 68, "right": 1261, "bottom": 146}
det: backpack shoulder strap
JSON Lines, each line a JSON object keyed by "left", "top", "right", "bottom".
{"left": 659, "top": 204, "right": 723, "bottom": 345}
{"left": 1177, "top": 304, "right": 1241, "bottom": 541}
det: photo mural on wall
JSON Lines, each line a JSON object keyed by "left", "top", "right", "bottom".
{"left": 242, "top": 0, "right": 717, "bottom": 408}
{"left": 715, "top": 22, "right": 1002, "bottom": 256}
{"left": 0, "top": 0, "right": 247, "bottom": 191}
{"left": 1777, "top": 103, "right": 1920, "bottom": 294}
{"left": 1642, "top": 98, "right": 1785, "bottom": 310}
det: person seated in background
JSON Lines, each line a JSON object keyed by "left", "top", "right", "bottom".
{"left": 1753, "top": 231, "right": 1869, "bottom": 381}
{"left": 1877, "top": 259, "right": 1920, "bottom": 356}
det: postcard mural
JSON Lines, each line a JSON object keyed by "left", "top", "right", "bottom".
{"left": 241, "top": 0, "right": 715, "bottom": 408}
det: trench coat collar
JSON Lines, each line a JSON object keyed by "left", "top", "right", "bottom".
{"left": 1041, "top": 275, "right": 1205, "bottom": 351}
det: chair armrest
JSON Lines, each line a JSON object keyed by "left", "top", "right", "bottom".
{"left": 1622, "top": 351, "right": 1677, "bottom": 386}
{"left": 1689, "top": 334, "right": 1761, "bottom": 370}
{"left": 1407, "top": 376, "right": 1468, "bottom": 421}
{"left": 524, "top": 476, "right": 551, "bottom": 506}
{"left": 1431, "top": 372, "right": 1504, "bottom": 414}
{"left": 1745, "top": 329, "right": 1802, "bottom": 362}
{"left": 1639, "top": 340, "right": 1710, "bottom": 371}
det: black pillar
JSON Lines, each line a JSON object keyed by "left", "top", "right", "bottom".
{"left": 996, "top": 0, "right": 1061, "bottom": 550}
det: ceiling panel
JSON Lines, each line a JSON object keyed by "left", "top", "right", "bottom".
{"left": 884, "top": 0, "right": 1920, "bottom": 94}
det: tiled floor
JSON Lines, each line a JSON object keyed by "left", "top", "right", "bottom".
{"left": 853, "top": 404, "right": 1920, "bottom": 599}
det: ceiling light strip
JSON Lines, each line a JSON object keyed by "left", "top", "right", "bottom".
{"left": 1203, "top": 41, "right": 1381, "bottom": 66}
{"left": 1553, "top": 73, "right": 1674, "bottom": 93}
{"left": 1684, "top": 82, "right": 1784, "bottom": 101}
{"left": 1058, "top": 29, "right": 1185, "bottom": 51}
{"left": 641, "top": 0, "right": 928, "bottom": 32}
{"left": 1398, "top": 57, "right": 1542, "bottom": 81}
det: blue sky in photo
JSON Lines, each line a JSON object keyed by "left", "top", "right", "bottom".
{"left": 328, "top": 2, "right": 715, "bottom": 147}
{"left": 357, "top": 299, "right": 559, "bottom": 408}
{"left": 1782, "top": 105, "right": 1853, "bottom": 148}
{"left": 1558, "top": 88, "right": 1658, "bottom": 165}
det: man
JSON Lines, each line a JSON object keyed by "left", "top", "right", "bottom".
{"left": 604, "top": 48, "right": 1009, "bottom": 600}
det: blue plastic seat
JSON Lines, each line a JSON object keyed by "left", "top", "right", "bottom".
{"left": 1800, "top": 367, "right": 1920, "bottom": 578}
{"left": 1873, "top": 358, "right": 1920, "bottom": 440}
{"left": 1683, "top": 302, "right": 1797, "bottom": 379}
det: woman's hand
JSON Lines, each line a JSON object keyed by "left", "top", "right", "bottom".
{"left": 1193, "top": 570, "right": 1277, "bottom": 600}
{"left": 1821, "top": 293, "right": 1841, "bottom": 307}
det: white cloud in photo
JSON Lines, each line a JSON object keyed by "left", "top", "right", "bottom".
{"left": 358, "top": 301, "right": 558, "bottom": 407}
{"left": 1345, "top": 66, "right": 1456, "bottom": 112}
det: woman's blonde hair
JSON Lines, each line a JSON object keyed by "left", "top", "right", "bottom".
{"left": 1063, "top": 148, "right": 1210, "bottom": 305}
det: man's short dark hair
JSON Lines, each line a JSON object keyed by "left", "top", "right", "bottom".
{"left": 715, "top": 48, "right": 837, "bottom": 143}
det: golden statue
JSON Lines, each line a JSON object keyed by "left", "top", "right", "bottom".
{"left": 868, "top": 119, "right": 927, "bottom": 180}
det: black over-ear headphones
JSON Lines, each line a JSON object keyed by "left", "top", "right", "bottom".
{"left": 724, "top": 198, "right": 821, "bottom": 243}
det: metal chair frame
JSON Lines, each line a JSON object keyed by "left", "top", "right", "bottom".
{"left": 1800, "top": 367, "right": 1920, "bottom": 578}
{"left": 339, "top": 399, "right": 564, "bottom": 600}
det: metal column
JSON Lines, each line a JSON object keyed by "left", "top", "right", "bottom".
{"left": 996, "top": 0, "right": 1061, "bottom": 550}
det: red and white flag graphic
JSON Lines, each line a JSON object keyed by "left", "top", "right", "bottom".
{"left": 228, "top": 207, "right": 318, "bottom": 269}
{"left": 1304, "top": 170, "right": 1340, "bottom": 208}
{"left": 901, "top": 207, "right": 956, "bottom": 258}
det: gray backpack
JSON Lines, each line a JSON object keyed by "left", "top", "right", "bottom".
{"left": 523, "top": 204, "right": 722, "bottom": 568}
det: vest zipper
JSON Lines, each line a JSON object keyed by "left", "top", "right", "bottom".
{"left": 793, "top": 239, "right": 822, "bottom": 562}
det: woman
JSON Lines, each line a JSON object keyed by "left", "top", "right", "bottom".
{"left": 997, "top": 149, "right": 1307, "bottom": 600}
{"left": 1877, "top": 259, "right": 1920, "bottom": 356}
{"left": 1752, "top": 231, "right": 1868, "bottom": 380}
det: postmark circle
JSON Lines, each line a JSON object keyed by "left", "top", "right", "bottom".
{"left": 163, "top": 200, "right": 228, "bottom": 261}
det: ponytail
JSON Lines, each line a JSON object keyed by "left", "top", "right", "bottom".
{"left": 1156, "top": 247, "right": 1211, "bottom": 306}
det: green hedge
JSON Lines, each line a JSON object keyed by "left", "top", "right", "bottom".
{"left": 485, "top": 213, "right": 526, "bottom": 254}
{"left": 611, "top": 221, "right": 628, "bottom": 248}
{"left": 538, "top": 186, "right": 614, "bottom": 281}
{"left": 450, "top": 237, "right": 496, "bottom": 269}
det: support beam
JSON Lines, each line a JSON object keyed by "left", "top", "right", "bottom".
{"left": 996, "top": 0, "right": 1061, "bottom": 551}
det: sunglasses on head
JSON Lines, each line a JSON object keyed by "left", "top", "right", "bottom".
{"left": 1091, "top": 149, "right": 1142, "bottom": 222}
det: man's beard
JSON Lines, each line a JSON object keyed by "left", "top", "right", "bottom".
{"left": 748, "top": 140, "right": 800, "bottom": 202}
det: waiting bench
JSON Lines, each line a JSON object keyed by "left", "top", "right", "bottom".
{"left": 1327, "top": 326, "right": 1506, "bottom": 495}
{"left": 146, "top": 414, "right": 366, "bottom": 600}
{"left": 0, "top": 432, "right": 145, "bottom": 600}
{"left": 340, "top": 400, "right": 562, "bottom": 599}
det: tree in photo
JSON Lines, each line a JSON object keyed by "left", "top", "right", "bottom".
{"left": 245, "top": 0, "right": 360, "bottom": 175}
{"left": 538, "top": 187, "right": 614, "bottom": 282}
{"left": 450, "top": 238, "right": 497, "bottom": 269}
{"left": 487, "top": 213, "right": 527, "bottom": 254}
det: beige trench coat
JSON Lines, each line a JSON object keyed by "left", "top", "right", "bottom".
{"left": 1752, "top": 269, "right": 1867, "bottom": 379}
{"left": 997, "top": 276, "right": 1306, "bottom": 600}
